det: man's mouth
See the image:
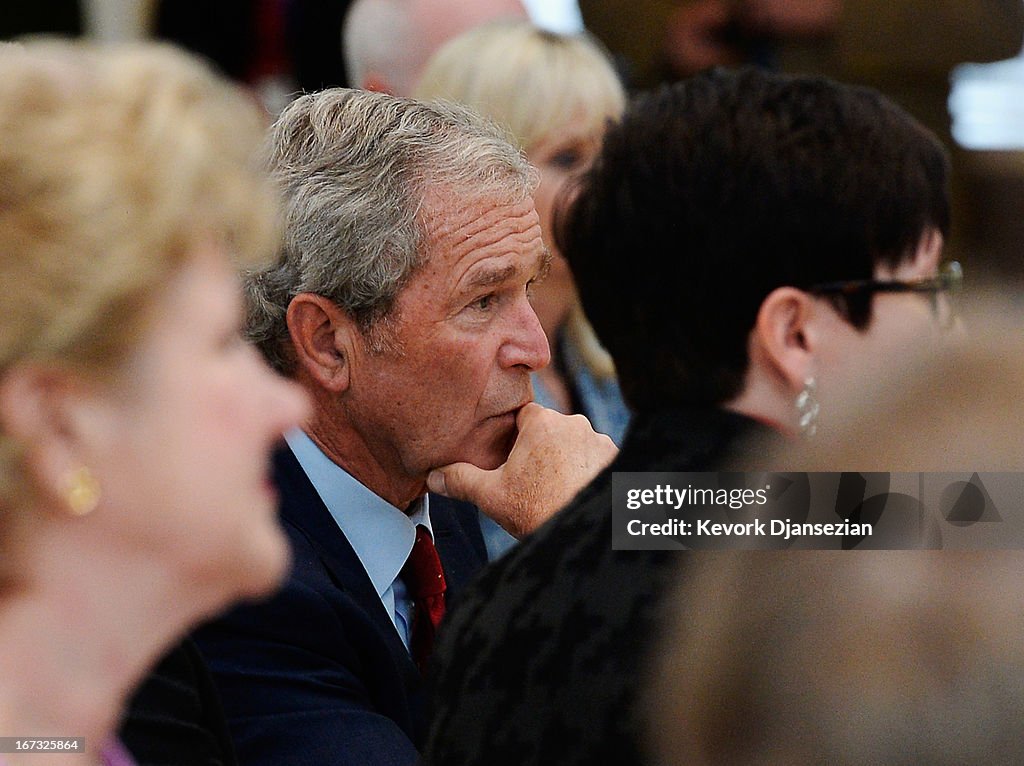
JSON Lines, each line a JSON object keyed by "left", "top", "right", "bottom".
{"left": 491, "top": 400, "right": 530, "bottom": 421}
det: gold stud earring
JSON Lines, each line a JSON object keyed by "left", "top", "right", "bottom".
{"left": 65, "top": 466, "right": 100, "bottom": 516}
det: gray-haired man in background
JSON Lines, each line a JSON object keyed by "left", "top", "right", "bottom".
{"left": 343, "top": 0, "right": 527, "bottom": 95}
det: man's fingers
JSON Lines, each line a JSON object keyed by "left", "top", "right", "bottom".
{"left": 514, "top": 401, "right": 545, "bottom": 430}
{"left": 427, "top": 461, "right": 495, "bottom": 503}
{"left": 429, "top": 407, "right": 617, "bottom": 540}
{"left": 514, "top": 402, "right": 591, "bottom": 444}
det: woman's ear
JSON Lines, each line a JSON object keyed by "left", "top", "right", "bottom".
{"left": 286, "top": 294, "right": 356, "bottom": 394}
{"left": 751, "top": 286, "right": 818, "bottom": 393}
{"left": 0, "top": 364, "right": 102, "bottom": 513}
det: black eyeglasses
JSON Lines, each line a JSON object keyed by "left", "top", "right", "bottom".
{"left": 806, "top": 261, "right": 963, "bottom": 330}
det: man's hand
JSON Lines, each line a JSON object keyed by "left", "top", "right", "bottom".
{"left": 426, "top": 403, "right": 618, "bottom": 539}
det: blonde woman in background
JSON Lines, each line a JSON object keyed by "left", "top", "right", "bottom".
{"left": 0, "top": 43, "right": 307, "bottom": 766}
{"left": 415, "top": 20, "right": 629, "bottom": 443}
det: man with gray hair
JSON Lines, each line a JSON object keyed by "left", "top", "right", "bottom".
{"left": 195, "top": 87, "right": 615, "bottom": 766}
{"left": 343, "top": 0, "right": 527, "bottom": 94}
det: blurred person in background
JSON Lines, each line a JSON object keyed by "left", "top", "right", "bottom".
{"left": 578, "top": 0, "right": 841, "bottom": 88}
{"left": 342, "top": 0, "right": 527, "bottom": 95}
{"left": 414, "top": 19, "right": 629, "bottom": 557}
{"left": 649, "top": 548, "right": 1024, "bottom": 764}
{"left": 577, "top": 0, "right": 1024, "bottom": 272}
{"left": 0, "top": 41, "right": 307, "bottom": 765}
{"left": 664, "top": 0, "right": 841, "bottom": 74}
{"left": 424, "top": 67, "right": 957, "bottom": 766}
{"left": 152, "top": 0, "right": 352, "bottom": 111}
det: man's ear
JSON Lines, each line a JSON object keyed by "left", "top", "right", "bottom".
{"left": 0, "top": 364, "right": 99, "bottom": 510}
{"left": 751, "top": 286, "right": 817, "bottom": 393}
{"left": 286, "top": 293, "right": 357, "bottom": 393}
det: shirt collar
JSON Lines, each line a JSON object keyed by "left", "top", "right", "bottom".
{"left": 284, "top": 428, "right": 432, "bottom": 598}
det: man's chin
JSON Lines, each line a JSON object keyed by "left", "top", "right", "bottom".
{"left": 486, "top": 417, "right": 519, "bottom": 466}
{"left": 440, "top": 422, "right": 517, "bottom": 473}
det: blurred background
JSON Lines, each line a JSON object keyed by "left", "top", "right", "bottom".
{"left": 4, "top": 0, "right": 1024, "bottom": 287}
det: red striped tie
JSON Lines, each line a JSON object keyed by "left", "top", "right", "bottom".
{"left": 401, "top": 525, "right": 447, "bottom": 673}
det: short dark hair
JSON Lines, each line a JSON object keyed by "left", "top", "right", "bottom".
{"left": 558, "top": 67, "right": 950, "bottom": 412}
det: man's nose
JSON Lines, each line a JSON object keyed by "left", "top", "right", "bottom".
{"left": 498, "top": 298, "right": 551, "bottom": 371}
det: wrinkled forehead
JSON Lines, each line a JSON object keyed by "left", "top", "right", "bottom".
{"left": 413, "top": 187, "right": 544, "bottom": 283}
{"left": 419, "top": 182, "right": 534, "bottom": 242}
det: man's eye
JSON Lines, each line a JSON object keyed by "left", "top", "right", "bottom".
{"left": 474, "top": 294, "right": 494, "bottom": 311}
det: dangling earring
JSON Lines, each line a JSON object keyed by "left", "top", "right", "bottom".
{"left": 65, "top": 466, "right": 101, "bottom": 516}
{"left": 795, "top": 376, "right": 820, "bottom": 437}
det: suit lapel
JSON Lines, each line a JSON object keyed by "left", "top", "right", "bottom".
{"left": 272, "top": 447, "right": 416, "bottom": 674}
{"left": 273, "top": 447, "right": 489, "bottom": 674}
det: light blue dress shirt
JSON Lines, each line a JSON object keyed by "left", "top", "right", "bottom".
{"left": 285, "top": 428, "right": 431, "bottom": 650}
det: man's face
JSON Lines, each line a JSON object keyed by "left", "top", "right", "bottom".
{"left": 343, "top": 192, "right": 550, "bottom": 485}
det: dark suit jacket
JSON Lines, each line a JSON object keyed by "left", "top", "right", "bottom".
{"left": 196, "top": 447, "right": 488, "bottom": 766}
{"left": 120, "top": 638, "right": 238, "bottom": 766}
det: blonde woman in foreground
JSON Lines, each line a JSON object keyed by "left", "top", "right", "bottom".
{"left": 0, "top": 42, "right": 307, "bottom": 766}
